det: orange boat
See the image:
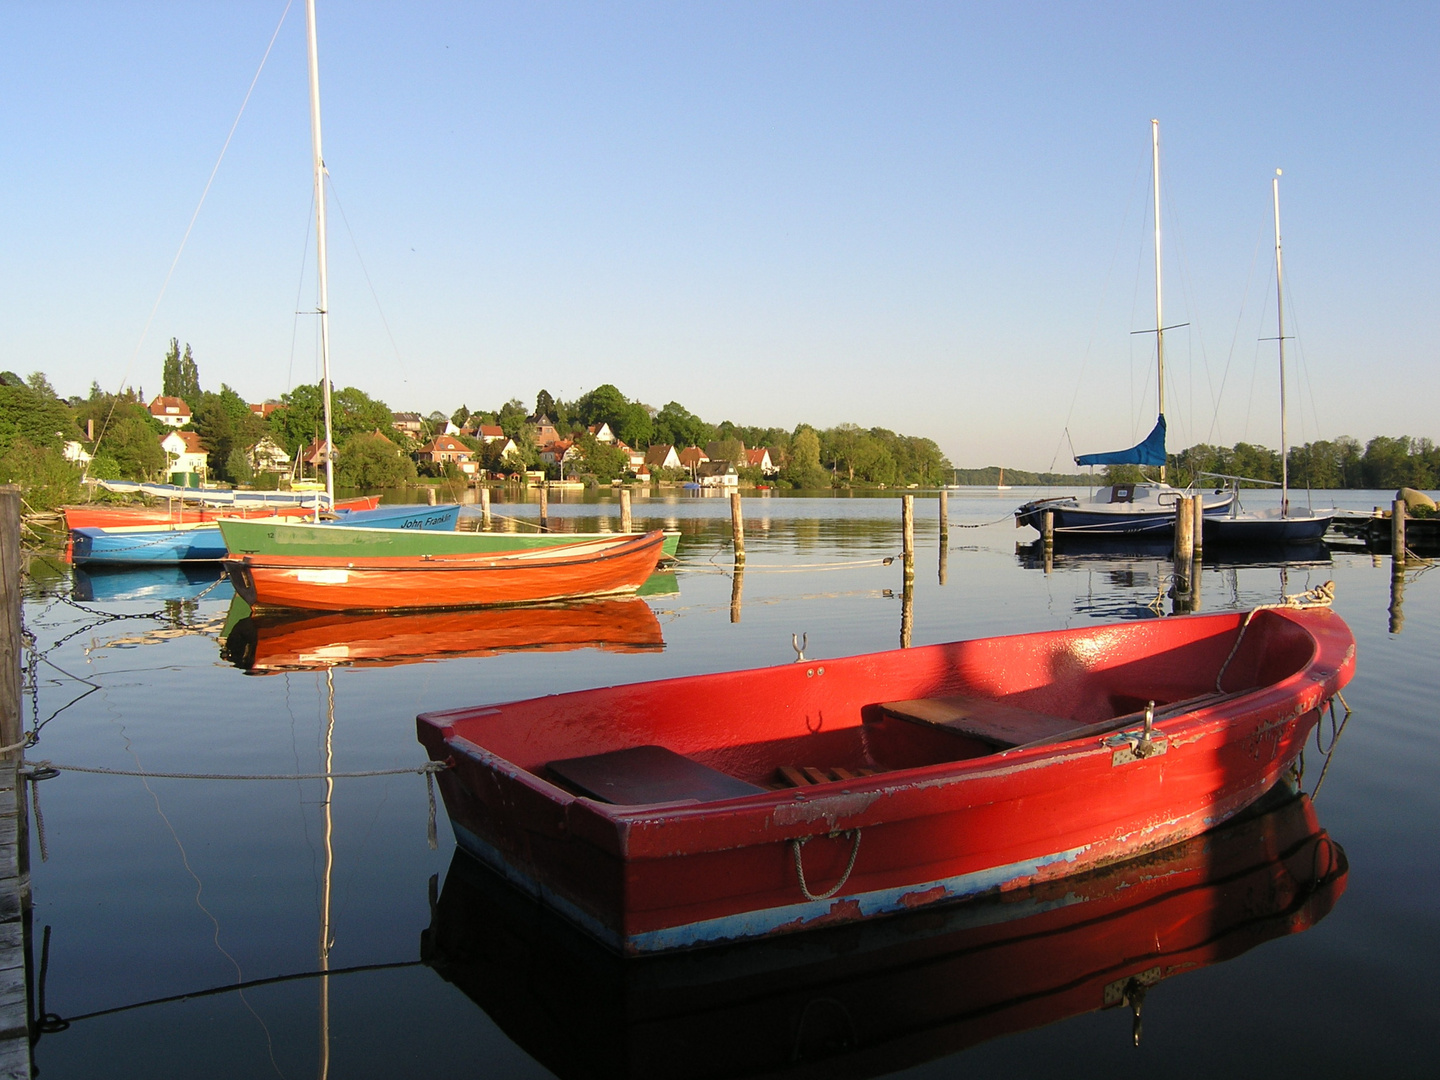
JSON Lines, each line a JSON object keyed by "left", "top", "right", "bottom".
{"left": 223, "top": 530, "right": 667, "bottom": 612}
{"left": 62, "top": 495, "right": 379, "bottom": 530}
{"left": 223, "top": 597, "right": 665, "bottom": 672}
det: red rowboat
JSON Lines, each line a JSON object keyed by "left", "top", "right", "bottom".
{"left": 417, "top": 602, "right": 1354, "bottom": 954}
{"left": 223, "top": 597, "right": 664, "bottom": 673}
{"left": 61, "top": 495, "right": 379, "bottom": 530}
{"left": 224, "top": 530, "right": 667, "bottom": 612}
{"left": 424, "top": 788, "right": 1345, "bottom": 1077}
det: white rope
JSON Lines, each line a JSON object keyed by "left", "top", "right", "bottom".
{"left": 1216, "top": 580, "right": 1335, "bottom": 692}
{"left": 791, "top": 829, "right": 862, "bottom": 901}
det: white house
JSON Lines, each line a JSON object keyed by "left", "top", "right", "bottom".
{"left": 149, "top": 396, "right": 192, "bottom": 428}
{"left": 160, "top": 430, "right": 208, "bottom": 476}
{"left": 250, "top": 436, "right": 292, "bottom": 474}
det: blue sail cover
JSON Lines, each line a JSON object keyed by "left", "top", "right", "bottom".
{"left": 1075, "top": 415, "right": 1167, "bottom": 467}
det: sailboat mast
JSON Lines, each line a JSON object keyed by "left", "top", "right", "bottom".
{"left": 305, "top": 0, "right": 335, "bottom": 507}
{"left": 1151, "top": 118, "right": 1166, "bottom": 482}
{"left": 1273, "top": 170, "right": 1288, "bottom": 514}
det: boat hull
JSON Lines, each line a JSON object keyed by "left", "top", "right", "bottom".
{"left": 71, "top": 503, "right": 459, "bottom": 565}
{"left": 418, "top": 606, "right": 1354, "bottom": 954}
{"left": 225, "top": 530, "right": 667, "bottom": 612}
{"left": 1016, "top": 487, "right": 1234, "bottom": 535}
{"left": 219, "top": 517, "right": 681, "bottom": 559}
{"left": 424, "top": 788, "right": 1345, "bottom": 1079}
{"left": 1205, "top": 508, "right": 1335, "bottom": 545}
{"left": 61, "top": 495, "right": 379, "bottom": 531}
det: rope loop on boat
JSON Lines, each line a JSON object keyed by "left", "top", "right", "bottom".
{"left": 1215, "top": 580, "right": 1335, "bottom": 692}
{"left": 791, "top": 828, "right": 862, "bottom": 902}
{"left": 1309, "top": 693, "right": 1353, "bottom": 801}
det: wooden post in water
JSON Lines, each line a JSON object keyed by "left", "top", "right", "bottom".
{"left": 0, "top": 486, "right": 33, "bottom": 1079}
{"left": 479, "top": 486, "right": 491, "bottom": 529}
{"left": 1174, "top": 496, "right": 1194, "bottom": 566}
{"left": 619, "top": 488, "right": 632, "bottom": 534}
{"left": 1041, "top": 509, "right": 1054, "bottom": 547}
{"left": 1389, "top": 559, "right": 1405, "bottom": 634}
{"left": 730, "top": 567, "right": 744, "bottom": 624}
{"left": 900, "top": 575, "right": 913, "bottom": 649}
{"left": 938, "top": 543, "right": 948, "bottom": 586}
{"left": 539, "top": 485, "right": 549, "bottom": 532}
{"left": 730, "top": 493, "right": 745, "bottom": 567}
{"left": 938, "top": 490, "right": 949, "bottom": 548}
{"left": 901, "top": 495, "right": 915, "bottom": 585}
{"left": 1392, "top": 499, "right": 1406, "bottom": 568}
{"left": 1190, "top": 494, "right": 1204, "bottom": 557}
{"left": 1189, "top": 552, "right": 1203, "bottom": 612}
{"left": 426, "top": 485, "right": 437, "bottom": 506}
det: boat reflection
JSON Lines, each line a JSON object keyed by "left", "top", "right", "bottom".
{"left": 72, "top": 563, "right": 234, "bottom": 603}
{"left": 422, "top": 788, "right": 1345, "bottom": 1079}
{"left": 222, "top": 595, "right": 665, "bottom": 674}
{"left": 1016, "top": 536, "right": 1331, "bottom": 570}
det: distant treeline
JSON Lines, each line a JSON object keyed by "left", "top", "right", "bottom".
{"left": 1104, "top": 436, "right": 1440, "bottom": 491}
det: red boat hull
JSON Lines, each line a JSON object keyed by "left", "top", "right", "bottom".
{"left": 418, "top": 607, "right": 1355, "bottom": 954}
{"left": 225, "top": 530, "right": 667, "bottom": 612}
{"left": 425, "top": 790, "right": 1346, "bottom": 1079}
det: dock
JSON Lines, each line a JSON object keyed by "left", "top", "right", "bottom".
{"left": 0, "top": 489, "right": 32, "bottom": 1079}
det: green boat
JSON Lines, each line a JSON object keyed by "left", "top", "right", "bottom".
{"left": 218, "top": 518, "right": 682, "bottom": 560}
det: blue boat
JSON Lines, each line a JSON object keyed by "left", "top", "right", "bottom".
{"left": 71, "top": 503, "right": 461, "bottom": 565}
{"left": 72, "top": 564, "right": 235, "bottom": 603}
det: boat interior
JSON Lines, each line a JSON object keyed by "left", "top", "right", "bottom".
{"left": 429, "top": 611, "right": 1320, "bottom": 809}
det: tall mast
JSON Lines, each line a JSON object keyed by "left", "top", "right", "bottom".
{"left": 1151, "top": 118, "right": 1166, "bottom": 482}
{"left": 305, "top": 0, "right": 335, "bottom": 507}
{"left": 1273, "top": 169, "right": 1288, "bottom": 514}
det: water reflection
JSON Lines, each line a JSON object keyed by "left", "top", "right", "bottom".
{"left": 221, "top": 596, "right": 665, "bottom": 674}
{"left": 71, "top": 563, "right": 234, "bottom": 603}
{"left": 422, "top": 788, "right": 1345, "bottom": 1079}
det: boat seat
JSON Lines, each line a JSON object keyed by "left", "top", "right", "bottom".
{"left": 774, "top": 765, "right": 879, "bottom": 788}
{"left": 547, "top": 745, "right": 766, "bottom": 806}
{"left": 878, "top": 695, "right": 1079, "bottom": 749}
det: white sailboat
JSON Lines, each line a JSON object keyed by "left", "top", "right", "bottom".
{"left": 1015, "top": 120, "right": 1232, "bottom": 536}
{"left": 1205, "top": 170, "right": 1334, "bottom": 545}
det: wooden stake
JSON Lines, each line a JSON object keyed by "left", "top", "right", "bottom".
{"left": 1190, "top": 494, "right": 1204, "bottom": 556}
{"left": 1174, "top": 496, "right": 1194, "bottom": 567}
{"left": 730, "top": 492, "right": 745, "bottom": 565}
{"left": 479, "top": 485, "right": 491, "bottom": 529}
{"left": 620, "top": 488, "right": 632, "bottom": 533}
{"left": 426, "top": 485, "right": 437, "bottom": 506}
{"left": 902, "top": 495, "right": 915, "bottom": 584}
{"left": 1392, "top": 499, "right": 1406, "bottom": 568}
{"left": 730, "top": 567, "right": 744, "bottom": 623}
{"left": 938, "top": 490, "right": 949, "bottom": 547}
{"left": 539, "top": 485, "right": 549, "bottom": 532}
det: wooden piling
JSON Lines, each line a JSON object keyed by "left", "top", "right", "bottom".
{"left": 900, "top": 575, "right": 914, "bottom": 649}
{"left": 619, "top": 488, "right": 632, "bottom": 534}
{"left": 1041, "top": 509, "right": 1054, "bottom": 547}
{"left": 1389, "top": 560, "right": 1405, "bottom": 635}
{"left": 901, "top": 495, "right": 915, "bottom": 583}
{"left": 938, "top": 543, "right": 948, "bottom": 586}
{"left": 0, "top": 486, "right": 33, "bottom": 1079}
{"left": 1392, "top": 499, "right": 1406, "bottom": 567}
{"left": 938, "top": 490, "right": 949, "bottom": 548}
{"left": 539, "top": 485, "right": 549, "bottom": 532}
{"left": 1174, "top": 496, "right": 1194, "bottom": 567}
{"left": 426, "top": 485, "right": 437, "bottom": 506}
{"left": 730, "top": 567, "right": 744, "bottom": 624}
{"left": 730, "top": 493, "right": 745, "bottom": 566}
{"left": 1190, "top": 494, "right": 1204, "bottom": 556}
{"left": 479, "top": 486, "right": 491, "bottom": 529}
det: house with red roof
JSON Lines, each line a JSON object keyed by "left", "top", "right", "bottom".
{"left": 417, "top": 434, "right": 478, "bottom": 475}
{"left": 149, "top": 396, "right": 192, "bottom": 428}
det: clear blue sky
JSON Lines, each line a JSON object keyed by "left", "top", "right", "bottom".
{"left": 2, "top": 1, "right": 1435, "bottom": 470}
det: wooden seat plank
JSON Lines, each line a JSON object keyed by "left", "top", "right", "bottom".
{"left": 549, "top": 745, "right": 766, "bottom": 806}
{"left": 880, "top": 694, "right": 1078, "bottom": 748}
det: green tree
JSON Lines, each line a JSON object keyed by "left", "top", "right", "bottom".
{"left": 781, "top": 426, "right": 829, "bottom": 488}
{"left": 573, "top": 433, "right": 629, "bottom": 482}
{"left": 102, "top": 415, "right": 168, "bottom": 479}
{"left": 191, "top": 385, "right": 265, "bottom": 482}
{"left": 161, "top": 338, "right": 201, "bottom": 401}
{"left": 535, "top": 389, "right": 555, "bottom": 420}
{"left": 0, "top": 441, "right": 82, "bottom": 510}
{"left": 652, "top": 401, "right": 713, "bottom": 450}
{"left": 336, "top": 431, "right": 417, "bottom": 488}
{"left": 0, "top": 381, "right": 77, "bottom": 452}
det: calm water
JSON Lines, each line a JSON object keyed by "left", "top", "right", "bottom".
{"left": 21, "top": 490, "right": 1438, "bottom": 1078}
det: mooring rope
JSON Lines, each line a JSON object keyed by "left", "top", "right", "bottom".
{"left": 791, "top": 829, "right": 862, "bottom": 901}
{"left": 21, "top": 758, "right": 448, "bottom": 783}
